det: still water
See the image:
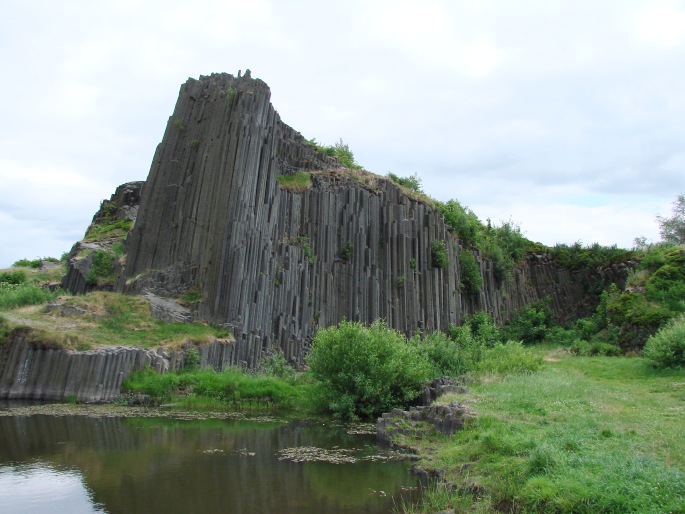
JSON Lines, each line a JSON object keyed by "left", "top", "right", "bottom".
{"left": 0, "top": 406, "right": 420, "bottom": 513}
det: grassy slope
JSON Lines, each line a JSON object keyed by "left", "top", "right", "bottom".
{"left": 400, "top": 351, "right": 685, "bottom": 513}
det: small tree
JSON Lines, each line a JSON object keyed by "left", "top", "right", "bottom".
{"left": 657, "top": 193, "right": 685, "bottom": 244}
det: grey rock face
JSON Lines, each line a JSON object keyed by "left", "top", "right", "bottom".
{"left": 108, "top": 72, "right": 628, "bottom": 368}
{"left": 0, "top": 330, "right": 236, "bottom": 402}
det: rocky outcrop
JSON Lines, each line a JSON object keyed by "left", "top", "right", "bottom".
{"left": 61, "top": 181, "right": 144, "bottom": 294}
{"left": 0, "top": 329, "right": 236, "bottom": 402}
{"left": 101, "top": 72, "right": 627, "bottom": 368}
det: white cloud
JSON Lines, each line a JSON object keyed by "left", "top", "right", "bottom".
{"left": 1, "top": 0, "right": 684, "bottom": 267}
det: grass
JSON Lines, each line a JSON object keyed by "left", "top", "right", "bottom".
{"left": 1, "top": 291, "right": 230, "bottom": 350}
{"left": 276, "top": 172, "right": 312, "bottom": 192}
{"left": 84, "top": 219, "right": 133, "bottom": 241}
{"left": 123, "top": 366, "right": 314, "bottom": 412}
{"left": 397, "top": 351, "right": 685, "bottom": 513}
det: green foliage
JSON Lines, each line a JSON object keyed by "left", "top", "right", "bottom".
{"left": 387, "top": 172, "right": 424, "bottom": 194}
{"left": 189, "top": 139, "right": 200, "bottom": 149}
{"left": 85, "top": 250, "right": 117, "bottom": 287}
{"left": 340, "top": 242, "right": 353, "bottom": 262}
{"left": 174, "top": 117, "right": 185, "bottom": 132}
{"left": 226, "top": 86, "right": 236, "bottom": 104}
{"left": 643, "top": 314, "right": 685, "bottom": 368}
{"left": 0, "top": 270, "right": 26, "bottom": 285}
{"left": 437, "top": 198, "right": 530, "bottom": 280}
{"left": 657, "top": 192, "right": 685, "bottom": 244}
{"left": 183, "top": 346, "right": 201, "bottom": 371}
{"left": 409, "top": 258, "right": 416, "bottom": 270}
{"left": 0, "top": 282, "right": 62, "bottom": 310}
{"left": 431, "top": 241, "right": 448, "bottom": 269}
{"left": 306, "top": 320, "right": 432, "bottom": 419}
{"left": 260, "top": 353, "right": 296, "bottom": 381}
{"left": 308, "top": 138, "right": 361, "bottom": 169}
{"left": 464, "top": 311, "right": 500, "bottom": 346}
{"left": 413, "top": 330, "right": 465, "bottom": 376}
{"left": 12, "top": 257, "right": 57, "bottom": 268}
{"left": 477, "top": 341, "right": 543, "bottom": 374}
{"left": 396, "top": 273, "right": 406, "bottom": 288}
{"left": 276, "top": 172, "right": 312, "bottom": 192}
{"left": 123, "top": 366, "right": 302, "bottom": 410}
{"left": 501, "top": 301, "right": 553, "bottom": 344}
{"left": 85, "top": 219, "right": 133, "bottom": 241}
{"left": 549, "top": 241, "right": 635, "bottom": 269}
{"left": 292, "top": 235, "right": 316, "bottom": 264}
{"left": 570, "top": 340, "right": 622, "bottom": 356}
{"left": 436, "top": 200, "right": 481, "bottom": 247}
{"left": 458, "top": 250, "right": 481, "bottom": 296}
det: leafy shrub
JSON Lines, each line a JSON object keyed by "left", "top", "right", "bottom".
{"left": 307, "top": 320, "right": 432, "bottom": 419}
{"left": 0, "top": 282, "right": 62, "bottom": 310}
{"left": 183, "top": 346, "right": 201, "bottom": 371}
{"left": 436, "top": 200, "right": 481, "bottom": 247}
{"left": 84, "top": 219, "right": 133, "bottom": 241}
{"left": 0, "top": 270, "right": 26, "bottom": 285}
{"left": 570, "top": 340, "right": 622, "bottom": 356}
{"left": 387, "top": 172, "right": 424, "bottom": 194}
{"left": 431, "top": 241, "right": 448, "bottom": 269}
{"left": 477, "top": 342, "right": 543, "bottom": 375}
{"left": 643, "top": 315, "right": 685, "bottom": 368}
{"left": 413, "top": 330, "right": 463, "bottom": 376}
{"left": 261, "top": 353, "right": 296, "bottom": 381}
{"left": 13, "top": 258, "right": 42, "bottom": 269}
{"left": 459, "top": 251, "right": 482, "bottom": 296}
{"left": 85, "top": 250, "right": 117, "bottom": 286}
{"left": 464, "top": 311, "right": 500, "bottom": 346}
{"left": 447, "top": 323, "right": 485, "bottom": 372}
{"left": 340, "top": 242, "right": 353, "bottom": 262}
{"left": 501, "top": 301, "right": 553, "bottom": 344}
{"left": 549, "top": 241, "right": 635, "bottom": 270}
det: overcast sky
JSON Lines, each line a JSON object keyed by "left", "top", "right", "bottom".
{"left": 1, "top": 0, "right": 684, "bottom": 268}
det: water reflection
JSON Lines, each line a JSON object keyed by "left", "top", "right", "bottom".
{"left": 0, "top": 412, "right": 419, "bottom": 513}
{"left": 0, "top": 464, "right": 105, "bottom": 514}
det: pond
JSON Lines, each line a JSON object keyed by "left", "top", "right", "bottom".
{"left": 0, "top": 403, "right": 421, "bottom": 513}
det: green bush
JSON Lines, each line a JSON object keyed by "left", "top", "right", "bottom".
{"left": 0, "top": 270, "right": 27, "bottom": 285}
{"left": 85, "top": 250, "right": 117, "bottom": 286}
{"left": 477, "top": 341, "right": 543, "bottom": 375}
{"left": 431, "top": 241, "right": 448, "bottom": 269}
{"left": 387, "top": 172, "right": 424, "bottom": 194}
{"left": 340, "top": 242, "right": 353, "bottom": 262}
{"left": 413, "top": 330, "right": 463, "bottom": 376}
{"left": 464, "top": 311, "right": 500, "bottom": 346}
{"left": 501, "top": 301, "right": 553, "bottom": 344}
{"left": 0, "top": 282, "right": 62, "bottom": 310}
{"left": 459, "top": 251, "right": 482, "bottom": 297}
{"left": 436, "top": 200, "right": 481, "bottom": 247}
{"left": 570, "top": 340, "right": 622, "bottom": 356}
{"left": 306, "top": 320, "right": 432, "bottom": 419}
{"left": 643, "top": 315, "right": 685, "bottom": 368}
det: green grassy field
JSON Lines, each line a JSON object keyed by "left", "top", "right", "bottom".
{"left": 398, "top": 351, "right": 685, "bottom": 513}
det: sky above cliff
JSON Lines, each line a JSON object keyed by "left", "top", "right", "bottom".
{"left": 1, "top": 0, "right": 684, "bottom": 267}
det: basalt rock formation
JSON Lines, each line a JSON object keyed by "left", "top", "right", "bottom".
{"left": 59, "top": 72, "right": 627, "bottom": 370}
{"left": 0, "top": 328, "right": 236, "bottom": 402}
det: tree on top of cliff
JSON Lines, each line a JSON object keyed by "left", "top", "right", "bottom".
{"left": 657, "top": 193, "right": 685, "bottom": 245}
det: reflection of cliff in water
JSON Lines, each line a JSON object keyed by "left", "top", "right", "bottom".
{"left": 0, "top": 414, "right": 419, "bottom": 514}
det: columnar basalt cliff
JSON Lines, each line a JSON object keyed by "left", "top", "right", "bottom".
{"left": 105, "top": 72, "right": 625, "bottom": 368}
